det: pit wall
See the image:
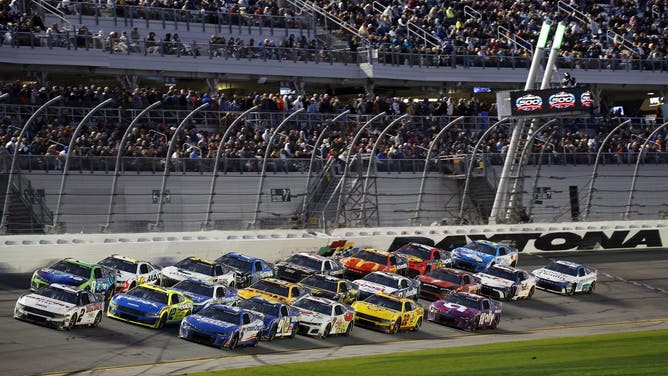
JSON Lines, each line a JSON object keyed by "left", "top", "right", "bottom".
{"left": 1, "top": 220, "right": 666, "bottom": 273}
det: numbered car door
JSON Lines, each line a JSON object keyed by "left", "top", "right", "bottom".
{"left": 240, "top": 313, "right": 256, "bottom": 342}
{"left": 93, "top": 268, "right": 107, "bottom": 294}
{"left": 276, "top": 305, "right": 292, "bottom": 335}
{"left": 400, "top": 301, "right": 416, "bottom": 328}
{"left": 496, "top": 247, "right": 512, "bottom": 266}
{"left": 168, "top": 293, "right": 189, "bottom": 321}
{"left": 479, "top": 299, "right": 496, "bottom": 326}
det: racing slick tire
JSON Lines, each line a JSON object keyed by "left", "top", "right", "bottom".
{"left": 412, "top": 317, "right": 422, "bottom": 332}
{"left": 568, "top": 283, "right": 577, "bottom": 296}
{"left": 91, "top": 311, "right": 102, "bottom": 327}
{"left": 290, "top": 324, "right": 297, "bottom": 338}
{"left": 267, "top": 324, "right": 278, "bottom": 341}
{"left": 228, "top": 334, "right": 239, "bottom": 350}
{"left": 66, "top": 313, "right": 77, "bottom": 330}
{"left": 344, "top": 321, "right": 353, "bottom": 336}
{"left": 469, "top": 316, "right": 480, "bottom": 332}
{"left": 490, "top": 315, "right": 500, "bottom": 329}
{"left": 586, "top": 281, "right": 596, "bottom": 294}
{"left": 390, "top": 319, "right": 401, "bottom": 334}
{"left": 156, "top": 313, "right": 168, "bottom": 329}
{"left": 527, "top": 286, "right": 535, "bottom": 300}
{"left": 322, "top": 324, "right": 331, "bottom": 339}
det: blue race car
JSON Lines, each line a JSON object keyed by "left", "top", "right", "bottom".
{"left": 107, "top": 285, "right": 193, "bottom": 328}
{"left": 215, "top": 252, "right": 275, "bottom": 288}
{"left": 170, "top": 279, "right": 238, "bottom": 313}
{"left": 450, "top": 240, "right": 519, "bottom": 273}
{"left": 179, "top": 304, "right": 265, "bottom": 350}
{"left": 236, "top": 296, "right": 300, "bottom": 341}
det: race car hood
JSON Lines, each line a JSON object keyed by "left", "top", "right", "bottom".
{"left": 275, "top": 262, "right": 315, "bottom": 274}
{"left": 170, "top": 288, "right": 209, "bottom": 304}
{"left": 397, "top": 253, "right": 425, "bottom": 264}
{"left": 184, "top": 314, "right": 238, "bottom": 334}
{"left": 35, "top": 268, "right": 87, "bottom": 286}
{"left": 341, "top": 257, "right": 383, "bottom": 272}
{"left": 431, "top": 300, "right": 479, "bottom": 318}
{"left": 162, "top": 266, "right": 211, "bottom": 282}
{"left": 20, "top": 293, "right": 75, "bottom": 315}
{"left": 477, "top": 274, "right": 514, "bottom": 288}
{"left": 112, "top": 294, "right": 165, "bottom": 315}
{"left": 354, "top": 280, "right": 397, "bottom": 295}
{"left": 307, "top": 287, "right": 338, "bottom": 300}
{"left": 238, "top": 288, "right": 289, "bottom": 304}
{"left": 353, "top": 301, "right": 399, "bottom": 321}
{"left": 532, "top": 268, "right": 576, "bottom": 283}
{"left": 418, "top": 276, "right": 458, "bottom": 290}
{"left": 295, "top": 308, "right": 329, "bottom": 324}
{"left": 451, "top": 248, "right": 492, "bottom": 264}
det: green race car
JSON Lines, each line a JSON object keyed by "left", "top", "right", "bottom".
{"left": 30, "top": 258, "right": 116, "bottom": 300}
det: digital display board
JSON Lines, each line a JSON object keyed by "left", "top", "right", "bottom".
{"left": 510, "top": 87, "right": 592, "bottom": 118}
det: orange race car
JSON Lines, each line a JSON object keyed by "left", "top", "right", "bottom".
{"left": 340, "top": 248, "right": 408, "bottom": 279}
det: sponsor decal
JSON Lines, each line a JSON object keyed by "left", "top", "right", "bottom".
{"left": 548, "top": 91, "right": 576, "bottom": 109}
{"left": 514, "top": 94, "right": 543, "bottom": 112}
{"left": 580, "top": 91, "right": 592, "bottom": 107}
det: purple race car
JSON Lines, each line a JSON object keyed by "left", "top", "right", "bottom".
{"left": 427, "top": 292, "right": 501, "bottom": 331}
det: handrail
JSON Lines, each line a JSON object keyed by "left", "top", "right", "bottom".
{"left": 497, "top": 25, "right": 533, "bottom": 55}
{"left": 285, "top": 0, "right": 369, "bottom": 47}
{"left": 406, "top": 20, "right": 440, "bottom": 49}
{"left": 372, "top": 1, "right": 387, "bottom": 14}
{"left": 463, "top": 6, "right": 482, "bottom": 21}
{"left": 32, "top": 0, "right": 73, "bottom": 31}
{"left": 606, "top": 30, "right": 637, "bottom": 55}
{"left": 557, "top": 0, "right": 591, "bottom": 26}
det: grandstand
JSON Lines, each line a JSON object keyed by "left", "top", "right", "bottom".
{"left": 0, "top": 0, "right": 666, "bottom": 234}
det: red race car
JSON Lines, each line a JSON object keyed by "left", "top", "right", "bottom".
{"left": 393, "top": 242, "right": 451, "bottom": 278}
{"left": 340, "top": 248, "right": 408, "bottom": 279}
{"left": 417, "top": 267, "right": 480, "bottom": 301}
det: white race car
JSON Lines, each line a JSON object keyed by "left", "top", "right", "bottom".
{"left": 532, "top": 260, "right": 597, "bottom": 295}
{"left": 475, "top": 265, "right": 536, "bottom": 300}
{"left": 161, "top": 256, "right": 236, "bottom": 287}
{"left": 292, "top": 295, "right": 355, "bottom": 338}
{"left": 14, "top": 283, "right": 104, "bottom": 330}
{"left": 353, "top": 271, "right": 421, "bottom": 301}
{"left": 98, "top": 254, "right": 162, "bottom": 293}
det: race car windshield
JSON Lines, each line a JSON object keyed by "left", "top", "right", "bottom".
{"left": 301, "top": 276, "right": 338, "bottom": 292}
{"left": 175, "top": 258, "right": 228, "bottom": 276}
{"left": 50, "top": 260, "right": 91, "bottom": 279}
{"left": 397, "top": 244, "right": 431, "bottom": 260}
{"left": 362, "top": 273, "right": 400, "bottom": 288}
{"left": 463, "top": 242, "right": 497, "bottom": 256}
{"left": 217, "top": 255, "right": 252, "bottom": 273}
{"left": 364, "top": 295, "right": 402, "bottom": 311}
{"left": 355, "top": 250, "right": 388, "bottom": 265}
{"left": 237, "top": 300, "right": 280, "bottom": 317}
{"left": 98, "top": 257, "right": 136, "bottom": 273}
{"left": 445, "top": 295, "right": 482, "bottom": 310}
{"left": 285, "top": 254, "right": 322, "bottom": 270}
{"left": 484, "top": 267, "right": 516, "bottom": 281}
{"left": 251, "top": 280, "right": 289, "bottom": 297}
{"left": 173, "top": 280, "right": 213, "bottom": 297}
{"left": 199, "top": 306, "right": 240, "bottom": 324}
{"left": 545, "top": 262, "right": 578, "bottom": 276}
{"left": 427, "top": 269, "right": 461, "bottom": 284}
{"left": 294, "top": 298, "right": 332, "bottom": 315}
{"left": 36, "top": 285, "right": 79, "bottom": 305}
{"left": 126, "top": 286, "right": 169, "bottom": 305}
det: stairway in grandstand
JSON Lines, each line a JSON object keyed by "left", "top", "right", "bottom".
{"left": 0, "top": 173, "right": 52, "bottom": 234}
{"left": 462, "top": 176, "right": 496, "bottom": 224}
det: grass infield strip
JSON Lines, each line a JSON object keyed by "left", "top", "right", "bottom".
{"left": 187, "top": 329, "right": 668, "bottom": 376}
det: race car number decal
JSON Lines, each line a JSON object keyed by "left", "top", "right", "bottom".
{"left": 443, "top": 302, "right": 467, "bottom": 312}
{"left": 479, "top": 311, "right": 494, "bottom": 324}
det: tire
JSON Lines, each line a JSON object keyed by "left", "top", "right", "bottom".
{"left": 322, "top": 324, "right": 331, "bottom": 339}
{"left": 586, "top": 281, "right": 596, "bottom": 294}
{"left": 390, "top": 319, "right": 401, "bottom": 334}
{"left": 66, "top": 313, "right": 77, "bottom": 330}
{"left": 228, "top": 334, "right": 239, "bottom": 350}
{"left": 527, "top": 286, "right": 535, "bottom": 300}
{"left": 510, "top": 261, "right": 517, "bottom": 268}
{"left": 470, "top": 316, "right": 480, "bottom": 332}
{"left": 91, "top": 311, "right": 102, "bottom": 327}
{"left": 290, "top": 324, "right": 297, "bottom": 338}
{"left": 267, "top": 324, "right": 277, "bottom": 341}
{"left": 156, "top": 313, "right": 167, "bottom": 329}
{"left": 412, "top": 317, "right": 422, "bottom": 332}
{"left": 568, "top": 283, "right": 577, "bottom": 296}
{"left": 344, "top": 321, "right": 353, "bottom": 336}
{"left": 490, "top": 315, "right": 500, "bottom": 329}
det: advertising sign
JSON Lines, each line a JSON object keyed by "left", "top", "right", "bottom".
{"left": 510, "top": 87, "right": 592, "bottom": 118}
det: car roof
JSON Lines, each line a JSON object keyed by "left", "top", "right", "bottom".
{"left": 366, "top": 271, "right": 404, "bottom": 280}
{"left": 61, "top": 258, "right": 96, "bottom": 267}
{"left": 109, "top": 254, "right": 140, "bottom": 263}
{"left": 358, "top": 248, "right": 391, "bottom": 256}
{"left": 180, "top": 256, "right": 217, "bottom": 265}
{"left": 300, "top": 295, "right": 337, "bottom": 305}
{"left": 555, "top": 260, "right": 581, "bottom": 268}
{"left": 49, "top": 283, "right": 84, "bottom": 293}
{"left": 223, "top": 252, "right": 256, "bottom": 261}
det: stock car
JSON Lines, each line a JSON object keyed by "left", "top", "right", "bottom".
{"left": 428, "top": 292, "right": 502, "bottom": 331}
{"left": 97, "top": 254, "right": 162, "bottom": 293}
{"left": 393, "top": 242, "right": 451, "bottom": 277}
{"left": 237, "top": 278, "right": 310, "bottom": 305}
{"left": 215, "top": 252, "right": 275, "bottom": 288}
{"left": 450, "top": 240, "right": 519, "bottom": 272}
{"left": 179, "top": 304, "right": 264, "bottom": 350}
{"left": 30, "top": 258, "right": 116, "bottom": 301}
{"left": 107, "top": 285, "right": 193, "bottom": 328}
{"left": 340, "top": 248, "right": 409, "bottom": 279}
{"left": 274, "top": 252, "right": 345, "bottom": 282}
{"left": 292, "top": 295, "right": 355, "bottom": 338}
{"left": 14, "top": 283, "right": 104, "bottom": 330}
{"left": 161, "top": 256, "right": 236, "bottom": 287}
{"left": 351, "top": 293, "right": 424, "bottom": 334}
{"left": 353, "top": 271, "right": 420, "bottom": 301}
{"left": 475, "top": 265, "right": 537, "bottom": 300}
{"left": 170, "top": 279, "right": 238, "bottom": 313}
{"left": 532, "top": 260, "right": 598, "bottom": 295}
{"left": 236, "top": 297, "right": 300, "bottom": 340}
{"left": 417, "top": 267, "right": 481, "bottom": 301}
{"left": 299, "top": 273, "right": 359, "bottom": 304}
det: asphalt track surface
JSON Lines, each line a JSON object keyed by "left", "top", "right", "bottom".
{"left": 1, "top": 249, "right": 667, "bottom": 376}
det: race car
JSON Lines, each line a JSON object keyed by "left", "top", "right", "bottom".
{"left": 417, "top": 267, "right": 480, "bottom": 301}
{"left": 351, "top": 293, "right": 424, "bottom": 334}
{"left": 161, "top": 256, "right": 236, "bottom": 287}
{"left": 97, "top": 254, "right": 161, "bottom": 293}
{"left": 14, "top": 283, "right": 104, "bottom": 330}
{"left": 274, "top": 252, "right": 345, "bottom": 282}
{"left": 428, "top": 292, "right": 502, "bottom": 331}
{"left": 393, "top": 242, "right": 451, "bottom": 277}
{"left": 179, "top": 304, "right": 264, "bottom": 350}
{"left": 237, "top": 278, "right": 309, "bottom": 305}
{"left": 170, "top": 279, "right": 238, "bottom": 313}
{"left": 215, "top": 252, "right": 275, "bottom": 288}
{"left": 30, "top": 258, "right": 116, "bottom": 301}
{"left": 292, "top": 295, "right": 355, "bottom": 338}
{"left": 475, "top": 264, "right": 536, "bottom": 300}
{"left": 299, "top": 273, "right": 359, "bottom": 305}
{"left": 236, "top": 297, "right": 300, "bottom": 340}
{"left": 107, "top": 284, "right": 193, "bottom": 328}
{"left": 532, "top": 260, "right": 598, "bottom": 295}
{"left": 340, "top": 248, "right": 409, "bottom": 279}
{"left": 450, "top": 240, "right": 518, "bottom": 272}
{"left": 353, "top": 271, "right": 420, "bottom": 301}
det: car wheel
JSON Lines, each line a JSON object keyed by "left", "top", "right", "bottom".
{"left": 344, "top": 321, "right": 353, "bottom": 336}
{"left": 267, "top": 324, "right": 277, "bottom": 341}
{"left": 470, "top": 316, "right": 480, "bottom": 332}
{"left": 228, "top": 334, "right": 239, "bottom": 350}
{"left": 322, "top": 324, "right": 331, "bottom": 339}
{"left": 390, "top": 319, "right": 401, "bottom": 334}
{"left": 490, "top": 315, "right": 500, "bottom": 329}
{"left": 568, "top": 283, "right": 577, "bottom": 296}
{"left": 91, "top": 311, "right": 102, "bottom": 327}
{"left": 527, "top": 286, "right": 535, "bottom": 299}
{"left": 156, "top": 313, "right": 167, "bottom": 329}
{"left": 510, "top": 260, "right": 517, "bottom": 267}
{"left": 104, "top": 288, "right": 114, "bottom": 302}
{"left": 66, "top": 313, "right": 77, "bottom": 330}
{"left": 587, "top": 281, "right": 596, "bottom": 294}
{"left": 412, "top": 317, "right": 422, "bottom": 332}
{"left": 290, "top": 324, "right": 297, "bottom": 338}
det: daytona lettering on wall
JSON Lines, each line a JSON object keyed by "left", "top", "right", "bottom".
{"left": 431, "top": 230, "right": 662, "bottom": 253}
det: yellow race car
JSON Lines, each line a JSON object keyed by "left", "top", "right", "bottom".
{"left": 351, "top": 293, "right": 424, "bottom": 334}
{"left": 107, "top": 285, "right": 193, "bottom": 328}
{"left": 237, "top": 278, "right": 309, "bottom": 305}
